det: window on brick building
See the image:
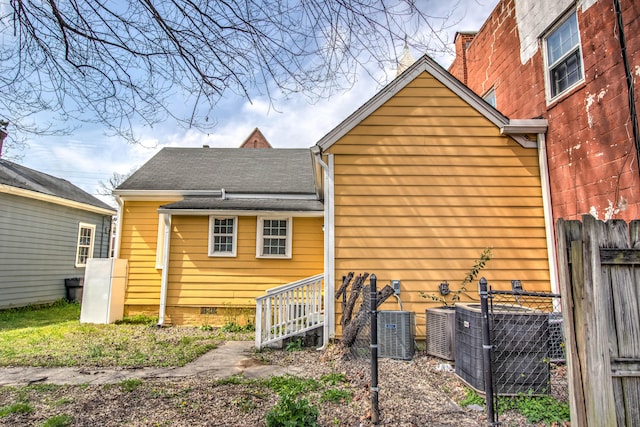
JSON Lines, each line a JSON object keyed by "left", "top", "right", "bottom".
{"left": 544, "top": 11, "right": 584, "bottom": 100}
{"left": 208, "top": 216, "right": 237, "bottom": 257}
{"left": 483, "top": 88, "right": 496, "bottom": 108}
{"left": 256, "top": 217, "right": 292, "bottom": 258}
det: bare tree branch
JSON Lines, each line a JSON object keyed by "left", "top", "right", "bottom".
{"left": 1, "top": 0, "right": 461, "bottom": 148}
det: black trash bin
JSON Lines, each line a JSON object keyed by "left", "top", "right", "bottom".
{"left": 64, "top": 278, "right": 84, "bottom": 303}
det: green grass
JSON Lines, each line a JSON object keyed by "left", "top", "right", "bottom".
{"left": 0, "top": 402, "right": 33, "bottom": 417}
{"left": 0, "top": 300, "right": 247, "bottom": 368}
{"left": 41, "top": 414, "right": 73, "bottom": 427}
{"left": 459, "top": 388, "right": 570, "bottom": 425}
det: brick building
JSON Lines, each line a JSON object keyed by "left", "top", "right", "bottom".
{"left": 449, "top": 0, "right": 640, "bottom": 222}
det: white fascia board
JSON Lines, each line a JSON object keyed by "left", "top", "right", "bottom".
{"left": 501, "top": 119, "right": 549, "bottom": 149}
{"left": 501, "top": 119, "right": 549, "bottom": 135}
{"left": 113, "top": 189, "right": 222, "bottom": 199}
{"left": 224, "top": 193, "right": 318, "bottom": 200}
{"left": 0, "top": 184, "right": 116, "bottom": 216}
{"left": 156, "top": 208, "right": 324, "bottom": 217}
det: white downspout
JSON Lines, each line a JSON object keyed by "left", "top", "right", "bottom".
{"left": 326, "top": 154, "right": 335, "bottom": 342}
{"left": 538, "top": 133, "right": 560, "bottom": 296}
{"left": 313, "top": 150, "right": 335, "bottom": 349}
{"left": 158, "top": 213, "right": 172, "bottom": 326}
{"left": 114, "top": 197, "right": 124, "bottom": 259}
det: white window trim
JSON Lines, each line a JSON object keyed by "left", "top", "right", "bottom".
{"left": 208, "top": 216, "right": 238, "bottom": 257}
{"left": 75, "top": 222, "right": 96, "bottom": 267}
{"left": 543, "top": 10, "right": 585, "bottom": 104}
{"left": 256, "top": 216, "right": 292, "bottom": 259}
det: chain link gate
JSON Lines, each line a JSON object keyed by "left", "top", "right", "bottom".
{"left": 472, "top": 278, "right": 568, "bottom": 425}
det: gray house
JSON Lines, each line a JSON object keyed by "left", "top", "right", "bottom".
{"left": 0, "top": 159, "right": 116, "bottom": 309}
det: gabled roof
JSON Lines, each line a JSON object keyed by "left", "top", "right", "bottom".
{"left": 315, "top": 54, "right": 547, "bottom": 150}
{"left": 115, "top": 147, "right": 317, "bottom": 196}
{"left": 240, "top": 128, "right": 273, "bottom": 148}
{"left": 0, "top": 159, "right": 115, "bottom": 214}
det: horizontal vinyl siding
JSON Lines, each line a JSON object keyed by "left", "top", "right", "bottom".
{"left": 0, "top": 193, "right": 112, "bottom": 309}
{"left": 119, "top": 200, "right": 179, "bottom": 306}
{"left": 327, "top": 72, "right": 550, "bottom": 337}
{"left": 166, "top": 215, "right": 323, "bottom": 307}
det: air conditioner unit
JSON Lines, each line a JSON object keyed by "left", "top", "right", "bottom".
{"left": 377, "top": 311, "right": 415, "bottom": 360}
{"left": 426, "top": 306, "right": 456, "bottom": 361}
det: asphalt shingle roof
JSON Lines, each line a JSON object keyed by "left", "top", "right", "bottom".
{"left": 117, "top": 147, "right": 317, "bottom": 195}
{"left": 0, "top": 159, "right": 115, "bottom": 211}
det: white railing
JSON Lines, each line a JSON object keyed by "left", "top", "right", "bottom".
{"left": 255, "top": 273, "right": 325, "bottom": 349}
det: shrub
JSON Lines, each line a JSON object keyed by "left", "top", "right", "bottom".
{"left": 266, "top": 393, "right": 319, "bottom": 427}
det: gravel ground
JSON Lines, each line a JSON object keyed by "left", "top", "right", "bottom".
{"left": 0, "top": 343, "right": 563, "bottom": 426}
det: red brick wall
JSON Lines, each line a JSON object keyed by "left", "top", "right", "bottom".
{"left": 449, "top": 0, "right": 640, "bottom": 222}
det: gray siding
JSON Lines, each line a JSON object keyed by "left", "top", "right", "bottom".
{"left": 0, "top": 193, "right": 112, "bottom": 309}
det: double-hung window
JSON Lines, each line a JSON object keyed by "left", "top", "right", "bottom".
{"left": 209, "top": 216, "right": 237, "bottom": 257}
{"left": 544, "top": 11, "right": 584, "bottom": 100}
{"left": 75, "top": 223, "right": 95, "bottom": 267}
{"left": 256, "top": 217, "right": 292, "bottom": 258}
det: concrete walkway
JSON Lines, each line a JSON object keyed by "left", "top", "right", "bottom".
{"left": 0, "top": 341, "right": 304, "bottom": 387}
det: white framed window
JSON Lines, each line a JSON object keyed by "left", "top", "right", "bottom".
{"left": 209, "top": 216, "right": 237, "bottom": 257}
{"left": 256, "top": 217, "right": 292, "bottom": 258}
{"left": 75, "top": 223, "right": 96, "bottom": 267}
{"left": 544, "top": 11, "right": 584, "bottom": 101}
{"left": 483, "top": 88, "right": 496, "bottom": 108}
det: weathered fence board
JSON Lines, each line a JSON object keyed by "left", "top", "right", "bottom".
{"left": 557, "top": 216, "right": 640, "bottom": 427}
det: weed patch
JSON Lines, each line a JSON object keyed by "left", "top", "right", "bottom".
{"left": 41, "top": 414, "right": 73, "bottom": 427}
{"left": 0, "top": 402, "right": 33, "bottom": 417}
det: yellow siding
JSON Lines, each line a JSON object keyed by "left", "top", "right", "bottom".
{"left": 166, "top": 215, "right": 324, "bottom": 310}
{"left": 121, "top": 200, "right": 324, "bottom": 325}
{"left": 119, "top": 199, "right": 181, "bottom": 306}
{"left": 326, "top": 72, "right": 551, "bottom": 338}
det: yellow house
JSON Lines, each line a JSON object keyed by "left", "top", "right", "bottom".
{"left": 313, "top": 55, "right": 555, "bottom": 341}
{"left": 113, "top": 143, "right": 325, "bottom": 327}
{"left": 113, "top": 55, "right": 556, "bottom": 348}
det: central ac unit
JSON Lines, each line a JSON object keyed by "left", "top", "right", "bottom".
{"left": 377, "top": 311, "right": 415, "bottom": 360}
{"left": 426, "top": 306, "right": 456, "bottom": 361}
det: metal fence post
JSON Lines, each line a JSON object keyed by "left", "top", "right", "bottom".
{"left": 370, "top": 274, "right": 380, "bottom": 425}
{"left": 479, "top": 277, "right": 496, "bottom": 425}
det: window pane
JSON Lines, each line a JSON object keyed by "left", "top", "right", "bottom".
{"left": 547, "top": 13, "right": 579, "bottom": 65}
{"left": 551, "top": 50, "right": 582, "bottom": 97}
{"left": 212, "top": 218, "right": 234, "bottom": 253}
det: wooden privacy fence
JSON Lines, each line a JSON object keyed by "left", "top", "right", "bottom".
{"left": 556, "top": 216, "right": 640, "bottom": 426}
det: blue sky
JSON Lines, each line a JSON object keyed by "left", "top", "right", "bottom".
{"left": 13, "top": 0, "right": 499, "bottom": 207}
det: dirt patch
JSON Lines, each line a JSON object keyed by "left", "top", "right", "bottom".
{"left": 0, "top": 344, "right": 561, "bottom": 426}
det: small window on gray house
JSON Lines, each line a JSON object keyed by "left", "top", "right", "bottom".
{"left": 75, "top": 223, "right": 96, "bottom": 267}
{"left": 544, "top": 11, "right": 584, "bottom": 100}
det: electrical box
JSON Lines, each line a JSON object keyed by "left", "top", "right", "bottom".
{"left": 391, "top": 280, "right": 401, "bottom": 295}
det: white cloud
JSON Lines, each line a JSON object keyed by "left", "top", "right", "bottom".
{"left": 16, "top": 0, "right": 499, "bottom": 199}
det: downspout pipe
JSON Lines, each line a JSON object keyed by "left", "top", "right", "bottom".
{"left": 114, "top": 197, "right": 124, "bottom": 259}
{"left": 312, "top": 146, "right": 334, "bottom": 349}
{"left": 537, "top": 133, "right": 560, "bottom": 297}
{"left": 158, "top": 213, "right": 172, "bottom": 326}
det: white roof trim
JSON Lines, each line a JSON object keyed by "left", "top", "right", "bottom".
{"left": 316, "top": 55, "right": 544, "bottom": 150}
{"left": 113, "top": 189, "right": 223, "bottom": 197}
{"left": 0, "top": 184, "right": 116, "bottom": 216}
{"left": 157, "top": 208, "right": 323, "bottom": 217}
